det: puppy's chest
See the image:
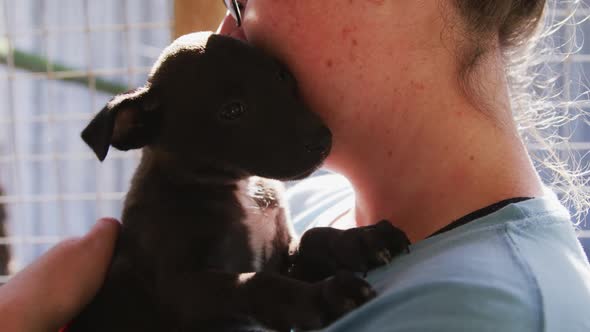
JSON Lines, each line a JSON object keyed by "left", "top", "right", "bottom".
{"left": 233, "top": 177, "right": 291, "bottom": 272}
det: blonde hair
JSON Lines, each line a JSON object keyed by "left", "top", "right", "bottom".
{"left": 509, "top": 0, "right": 590, "bottom": 223}
{"left": 456, "top": 0, "right": 590, "bottom": 223}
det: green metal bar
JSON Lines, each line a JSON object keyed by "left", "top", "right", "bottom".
{"left": 0, "top": 39, "right": 127, "bottom": 95}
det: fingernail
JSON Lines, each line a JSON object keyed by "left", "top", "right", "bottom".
{"left": 98, "top": 217, "right": 120, "bottom": 226}
{"left": 90, "top": 217, "right": 120, "bottom": 233}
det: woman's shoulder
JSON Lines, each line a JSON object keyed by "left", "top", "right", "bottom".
{"left": 324, "top": 194, "right": 590, "bottom": 331}
{"left": 324, "top": 273, "right": 543, "bottom": 332}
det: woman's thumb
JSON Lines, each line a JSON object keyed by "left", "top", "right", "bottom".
{"left": 0, "top": 218, "right": 120, "bottom": 332}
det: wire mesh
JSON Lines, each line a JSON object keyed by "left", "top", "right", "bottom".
{"left": 0, "top": 0, "right": 172, "bottom": 282}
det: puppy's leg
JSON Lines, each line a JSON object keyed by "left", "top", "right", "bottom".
{"left": 159, "top": 270, "right": 375, "bottom": 332}
{"left": 289, "top": 220, "right": 410, "bottom": 282}
{"left": 68, "top": 261, "right": 161, "bottom": 332}
{"left": 0, "top": 186, "right": 9, "bottom": 276}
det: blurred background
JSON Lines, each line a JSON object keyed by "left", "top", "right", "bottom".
{"left": 0, "top": 0, "right": 589, "bottom": 284}
{"left": 0, "top": 0, "right": 226, "bottom": 281}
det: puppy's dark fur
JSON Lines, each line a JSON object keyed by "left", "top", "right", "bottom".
{"left": 0, "top": 186, "right": 8, "bottom": 277}
{"left": 69, "top": 32, "right": 409, "bottom": 332}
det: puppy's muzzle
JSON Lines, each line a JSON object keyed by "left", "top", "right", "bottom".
{"left": 305, "top": 126, "right": 332, "bottom": 156}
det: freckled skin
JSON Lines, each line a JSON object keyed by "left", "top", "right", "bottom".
{"left": 413, "top": 82, "right": 425, "bottom": 90}
{"left": 219, "top": 0, "right": 544, "bottom": 243}
{"left": 341, "top": 26, "right": 357, "bottom": 39}
{"left": 241, "top": 2, "right": 397, "bottom": 171}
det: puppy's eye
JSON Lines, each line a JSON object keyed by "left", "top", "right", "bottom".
{"left": 219, "top": 101, "right": 246, "bottom": 121}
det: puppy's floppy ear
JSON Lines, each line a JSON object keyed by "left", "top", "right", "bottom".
{"left": 81, "top": 87, "right": 161, "bottom": 161}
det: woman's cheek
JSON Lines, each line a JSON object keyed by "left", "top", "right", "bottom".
{"left": 243, "top": 5, "right": 289, "bottom": 51}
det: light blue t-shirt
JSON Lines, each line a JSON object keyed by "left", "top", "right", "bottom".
{"left": 286, "top": 174, "right": 590, "bottom": 331}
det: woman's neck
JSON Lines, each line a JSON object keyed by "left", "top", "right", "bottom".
{"left": 351, "top": 126, "right": 543, "bottom": 242}
{"left": 326, "top": 51, "right": 544, "bottom": 243}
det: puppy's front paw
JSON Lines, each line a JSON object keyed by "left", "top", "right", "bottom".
{"left": 333, "top": 220, "right": 410, "bottom": 274}
{"left": 264, "top": 272, "right": 376, "bottom": 331}
{"left": 318, "top": 270, "right": 376, "bottom": 323}
{"left": 365, "top": 220, "right": 411, "bottom": 263}
{"left": 291, "top": 221, "right": 410, "bottom": 283}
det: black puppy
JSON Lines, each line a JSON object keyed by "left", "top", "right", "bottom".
{"left": 0, "top": 186, "right": 8, "bottom": 277}
{"left": 70, "top": 32, "right": 409, "bottom": 332}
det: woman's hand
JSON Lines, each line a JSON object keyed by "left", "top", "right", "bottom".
{"left": 0, "top": 218, "right": 119, "bottom": 332}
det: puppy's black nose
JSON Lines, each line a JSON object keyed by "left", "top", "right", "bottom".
{"left": 305, "top": 126, "right": 332, "bottom": 155}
